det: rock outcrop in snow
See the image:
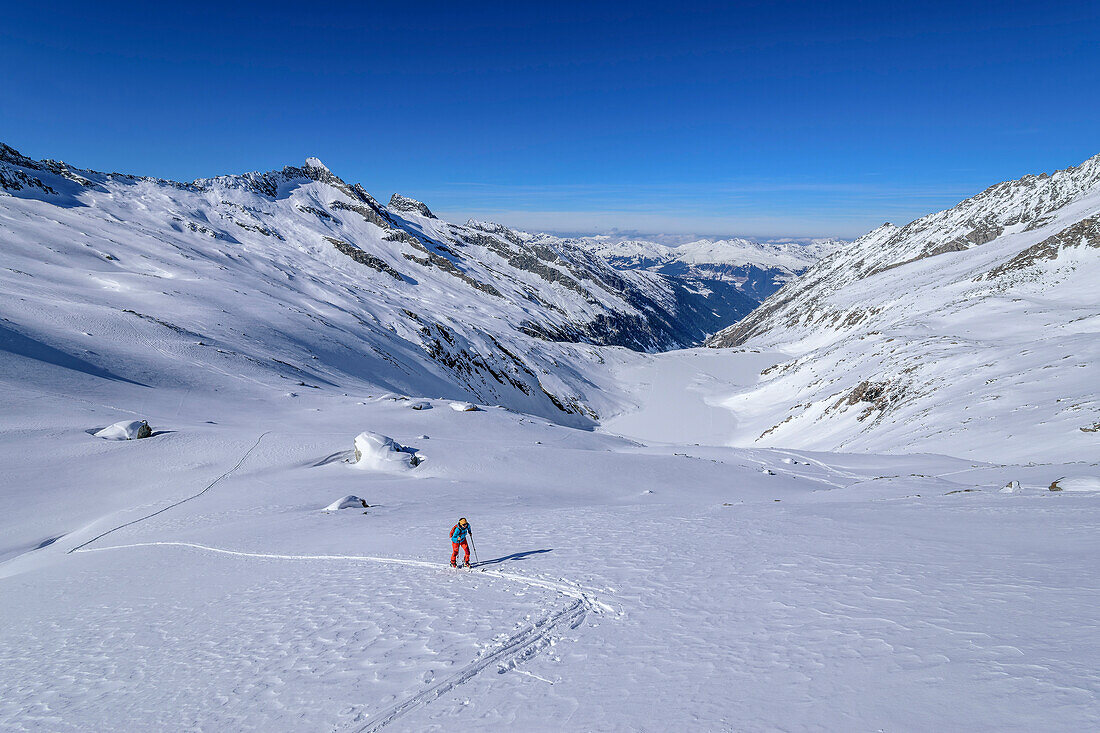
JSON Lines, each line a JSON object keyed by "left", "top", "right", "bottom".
{"left": 707, "top": 153, "right": 1100, "bottom": 461}
{"left": 1048, "top": 476, "right": 1100, "bottom": 492}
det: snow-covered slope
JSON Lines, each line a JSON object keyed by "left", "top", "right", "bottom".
{"left": 581, "top": 235, "right": 841, "bottom": 301}
{"left": 0, "top": 143, "right": 753, "bottom": 425}
{"left": 708, "top": 153, "right": 1100, "bottom": 461}
{"left": 3, "top": 346, "right": 1097, "bottom": 732}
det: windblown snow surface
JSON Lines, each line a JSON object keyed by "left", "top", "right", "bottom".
{"left": 1, "top": 148, "right": 1098, "bottom": 732}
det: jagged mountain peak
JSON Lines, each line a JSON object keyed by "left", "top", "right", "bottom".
{"left": 465, "top": 219, "right": 516, "bottom": 236}
{"left": 389, "top": 193, "right": 436, "bottom": 219}
{"left": 303, "top": 156, "right": 330, "bottom": 172}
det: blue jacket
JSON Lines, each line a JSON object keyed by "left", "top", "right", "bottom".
{"left": 450, "top": 523, "right": 471, "bottom": 543}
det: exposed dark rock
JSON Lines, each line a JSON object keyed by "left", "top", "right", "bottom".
{"left": 233, "top": 220, "right": 285, "bottom": 239}
{"left": 326, "top": 237, "right": 404, "bottom": 280}
{"left": 333, "top": 200, "right": 503, "bottom": 296}
{"left": 330, "top": 199, "right": 392, "bottom": 230}
{"left": 0, "top": 166, "right": 58, "bottom": 195}
{"left": 832, "top": 379, "right": 908, "bottom": 422}
{"left": 297, "top": 204, "right": 337, "bottom": 222}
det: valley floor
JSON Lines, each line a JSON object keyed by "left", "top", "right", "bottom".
{"left": 1, "top": 350, "right": 1097, "bottom": 732}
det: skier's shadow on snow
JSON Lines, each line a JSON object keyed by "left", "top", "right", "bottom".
{"left": 477, "top": 549, "right": 553, "bottom": 567}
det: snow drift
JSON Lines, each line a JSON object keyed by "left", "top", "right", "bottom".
{"left": 93, "top": 420, "right": 152, "bottom": 441}
{"left": 323, "top": 495, "right": 370, "bottom": 511}
{"left": 352, "top": 432, "right": 422, "bottom": 471}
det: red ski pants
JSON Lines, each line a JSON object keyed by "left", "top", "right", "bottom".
{"left": 451, "top": 540, "right": 470, "bottom": 564}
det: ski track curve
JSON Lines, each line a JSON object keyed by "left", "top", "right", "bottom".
{"left": 75, "top": 541, "right": 615, "bottom": 731}
{"left": 66, "top": 431, "right": 271, "bottom": 554}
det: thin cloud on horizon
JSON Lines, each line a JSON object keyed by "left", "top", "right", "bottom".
{"left": 421, "top": 180, "right": 980, "bottom": 239}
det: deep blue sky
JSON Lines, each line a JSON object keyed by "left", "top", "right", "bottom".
{"left": 3, "top": 1, "right": 1098, "bottom": 237}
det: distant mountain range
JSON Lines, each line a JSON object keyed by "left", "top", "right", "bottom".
{"left": 553, "top": 235, "right": 842, "bottom": 302}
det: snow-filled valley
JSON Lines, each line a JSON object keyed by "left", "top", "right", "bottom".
{"left": 1, "top": 145, "right": 1098, "bottom": 732}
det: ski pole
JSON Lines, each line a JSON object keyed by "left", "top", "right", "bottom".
{"left": 468, "top": 529, "right": 480, "bottom": 566}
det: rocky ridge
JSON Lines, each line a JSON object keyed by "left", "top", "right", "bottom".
{"left": 0, "top": 144, "right": 758, "bottom": 424}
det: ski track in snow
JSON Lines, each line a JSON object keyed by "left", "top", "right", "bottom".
{"left": 66, "top": 431, "right": 272, "bottom": 554}
{"left": 76, "top": 541, "right": 613, "bottom": 730}
{"left": 351, "top": 596, "right": 589, "bottom": 733}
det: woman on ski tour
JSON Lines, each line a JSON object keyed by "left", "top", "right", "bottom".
{"left": 450, "top": 517, "right": 472, "bottom": 567}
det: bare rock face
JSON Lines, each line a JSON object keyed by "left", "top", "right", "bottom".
{"left": 389, "top": 193, "right": 437, "bottom": 219}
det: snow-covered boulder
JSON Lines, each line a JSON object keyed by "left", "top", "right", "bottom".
{"left": 1000, "top": 480, "right": 1021, "bottom": 494}
{"left": 1048, "top": 476, "right": 1100, "bottom": 492}
{"left": 323, "top": 495, "right": 369, "bottom": 511}
{"left": 409, "top": 401, "right": 432, "bottom": 410}
{"left": 353, "top": 431, "right": 422, "bottom": 471}
{"left": 93, "top": 419, "right": 152, "bottom": 441}
{"left": 450, "top": 401, "right": 479, "bottom": 412}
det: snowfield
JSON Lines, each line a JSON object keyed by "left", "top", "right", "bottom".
{"left": 0, "top": 146, "right": 1098, "bottom": 731}
{"left": 2, "top": 350, "right": 1097, "bottom": 732}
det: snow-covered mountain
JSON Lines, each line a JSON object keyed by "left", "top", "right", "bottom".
{"left": 708, "top": 153, "right": 1100, "bottom": 461}
{"left": 0, "top": 143, "right": 757, "bottom": 425}
{"left": 2, "top": 142, "right": 1098, "bottom": 732}
{"left": 580, "top": 236, "right": 841, "bottom": 301}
